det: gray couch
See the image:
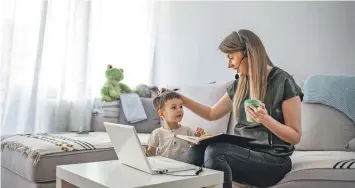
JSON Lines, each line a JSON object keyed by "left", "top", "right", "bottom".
{"left": 1, "top": 81, "right": 355, "bottom": 188}
{"left": 168, "top": 81, "right": 355, "bottom": 188}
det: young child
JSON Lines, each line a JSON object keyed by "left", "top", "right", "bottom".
{"left": 145, "top": 91, "right": 205, "bottom": 161}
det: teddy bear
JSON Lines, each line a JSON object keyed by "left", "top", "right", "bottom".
{"left": 101, "top": 64, "right": 132, "bottom": 102}
{"left": 134, "top": 84, "right": 160, "bottom": 98}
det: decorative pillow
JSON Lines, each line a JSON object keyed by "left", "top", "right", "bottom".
{"left": 119, "top": 97, "right": 161, "bottom": 133}
{"left": 180, "top": 81, "right": 232, "bottom": 135}
{"left": 345, "top": 138, "right": 355, "bottom": 152}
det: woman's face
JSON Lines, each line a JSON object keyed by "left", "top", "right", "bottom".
{"left": 227, "top": 51, "right": 248, "bottom": 76}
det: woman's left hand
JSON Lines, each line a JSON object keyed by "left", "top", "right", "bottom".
{"left": 246, "top": 103, "right": 270, "bottom": 123}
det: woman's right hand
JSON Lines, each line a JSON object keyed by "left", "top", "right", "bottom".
{"left": 158, "top": 88, "right": 172, "bottom": 95}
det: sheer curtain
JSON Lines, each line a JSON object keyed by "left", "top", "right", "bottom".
{"left": 0, "top": 0, "right": 155, "bottom": 134}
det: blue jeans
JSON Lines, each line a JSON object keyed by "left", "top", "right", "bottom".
{"left": 186, "top": 143, "right": 292, "bottom": 188}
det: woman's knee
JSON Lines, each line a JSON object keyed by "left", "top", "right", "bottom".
{"left": 204, "top": 143, "right": 234, "bottom": 159}
{"left": 203, "top": 143, "right": 230, "bottom": 168}
{"left": 203, "top": 143, "right": 249, "bottom": 169}
{"left": 185, "top": 145, "right": 205, "bottom": 166}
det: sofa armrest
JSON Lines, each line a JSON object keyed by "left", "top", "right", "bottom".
{"left": 295, "top": 103, "right": 355, "bottom": 151}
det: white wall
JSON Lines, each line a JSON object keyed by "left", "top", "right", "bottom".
{"left": 153, "top": 1, "right": 355, "bottom": 87}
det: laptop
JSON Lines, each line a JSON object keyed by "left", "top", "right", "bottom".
{"left": 104, "top": 122, "right": 197, "bottom": 174}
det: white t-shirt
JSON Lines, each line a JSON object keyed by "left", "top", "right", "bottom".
{"left": 148, "top": 125, "right": 195, "bottom": 161}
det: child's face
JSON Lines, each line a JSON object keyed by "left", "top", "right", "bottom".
{"left": 159, "top": 98, "right": 184, "bottom": 123}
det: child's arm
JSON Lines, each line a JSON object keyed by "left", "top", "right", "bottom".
{"left": 145, "top": 129, "right": 159, "bottom": 156}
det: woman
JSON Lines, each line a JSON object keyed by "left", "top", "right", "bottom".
{"left": 162, "top": 29, "right": 303, "bottom": 188}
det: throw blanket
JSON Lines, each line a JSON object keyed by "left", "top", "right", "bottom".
{"left": 1, "top": 132, "right": 113, "bottom": 165}
{"left": 303, "top": 74, "right": 355, "bottom": 123}
{"left": 120, "top": 93, "right": 147, "bottom": 123}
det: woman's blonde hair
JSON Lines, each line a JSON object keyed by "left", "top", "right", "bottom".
{"left": 219, "top": 29, "right": 274, "bottom": 118}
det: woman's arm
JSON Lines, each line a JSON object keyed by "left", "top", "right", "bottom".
{"left": 181, "top": 93, "right": 232, "bottom": 121}
{"left": 248, "top": 96, "right": 302, "bottom": 145}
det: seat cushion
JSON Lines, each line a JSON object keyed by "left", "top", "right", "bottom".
{"left": 1, "top": 133, "right": 150, "bottom": 183}
{"left": 1, "top": 166, "right": 56, "bottom": 188}
{"left": 276, "top": 151, "right": 355, "bottom": 186}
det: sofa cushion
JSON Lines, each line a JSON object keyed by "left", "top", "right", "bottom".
{"left": 119, "top": 97, "right": 161, "bottom": 133}
{"left": 180, "top": 82, "right": 231, "bottom": 134}
{"left": 275, "top": 151, "right": 355, "bottom": 187}
{"left": 92, "top": 115, "right": 119, "bottom": 132}
{"left": 0, "top": 133, "right": 150, "bottom": 183}
{"left": 295, "top": 103, "right": 355, "bottom": 151}
{"left": 346, "top": 138, "right": 355, "bottom": 152}
{"left": 91, "top": 98, "right": 160, "bottom": 133}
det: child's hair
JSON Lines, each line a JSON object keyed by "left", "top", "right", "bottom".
{"left": 153, "top": 91, "right": 183, "bottom": 112}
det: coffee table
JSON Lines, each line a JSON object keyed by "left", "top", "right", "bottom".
{"left": 56, "top": 160, "right": 224, "bottom": 188}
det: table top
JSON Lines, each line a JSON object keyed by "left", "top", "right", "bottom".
{"left": 57, "top": 160, "right": 224, "bottom": 188}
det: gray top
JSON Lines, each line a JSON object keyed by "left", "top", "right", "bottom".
{"left": 227, "top": 66, "right": 303, "bottom": 156}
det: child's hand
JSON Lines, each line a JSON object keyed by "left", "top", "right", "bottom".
{"left": 145, "top": 147, "right": 155, "bottom": 156}
{"left": 194, "top": 127, "right": 205, "bottom": 137}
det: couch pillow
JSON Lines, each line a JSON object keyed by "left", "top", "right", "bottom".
{"left": 345, "top": 138, "right": 355, "bottom": 152}
{"left": 119, "top": 97, "right": 161, "bottom": 133}
{"left": 180, "top": 82, "right": 232, "bottom": 135}
{"left": 296, "top": 103, "right": 355, "bottom": 151}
